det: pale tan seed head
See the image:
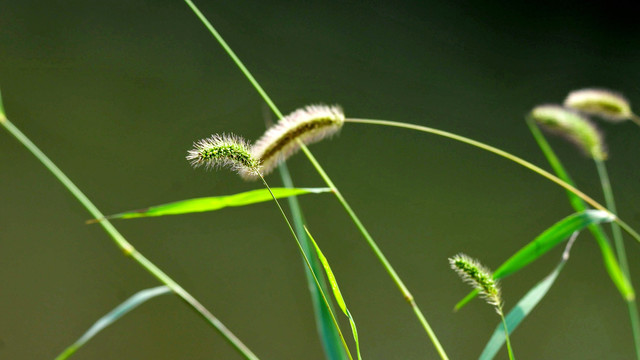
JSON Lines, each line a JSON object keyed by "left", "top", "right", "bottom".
{"left": 564, "top": 88, "right": 634, "bottom": 122}
{"left": 245, "top": 104, "right": 345, "bottom": 180}
{"left": 531, "top": 105, "right": 607, "bottom": 161}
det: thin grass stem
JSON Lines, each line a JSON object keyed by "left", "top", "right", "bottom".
{"left": 498, "top": 309, "right": 515, "bottom": 360}
{"left": 181, "top": 3, "right": 450, "bottom": 358}
{"left": 257, "top": 174, "right": 355, "bottom": 360}
{"left": 594, "top": 159, "right": 640, "bottom": 359}
{"left": 183, "top": 0, "right": 283, "bottom": 119}
{"left": 0, "top": 115, "right": 260, "bottom": 360}
{"left": 277, "top": 160, "right": 347, "bottom": 360}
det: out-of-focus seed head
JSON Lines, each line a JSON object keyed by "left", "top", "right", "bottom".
{"left": 531, "top": 105, "right": 607, "bottom": 161}
{"left": 564, "top": 88, "right": 634, "bottom": 122}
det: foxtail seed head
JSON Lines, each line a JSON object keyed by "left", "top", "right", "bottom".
{"left": 564, "top": 88, "right": 634, "bottom": 122}
{"left": 246, "top": 104, "right": 345, "bottom": 180}
{"left": 187, "top": 133, "right": 261, "bottom": 178}
{"left": 450, "top": 253, "right": 502, "bottom": 310}
{"left": 530, "top": 104, "right": 607, "bottom": 161}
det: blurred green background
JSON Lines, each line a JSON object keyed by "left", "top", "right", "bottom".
{"left": 2, "top": 1, "right": 640, "bottom": 359}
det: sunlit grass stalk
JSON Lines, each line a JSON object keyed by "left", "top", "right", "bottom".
{"left": 0, "top": 113, "right": 259, "bottom": 360}
{"left": 182, "top": 2, "right": 450, "bottom": 358}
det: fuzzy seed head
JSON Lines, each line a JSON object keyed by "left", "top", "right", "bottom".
{"left": 245, "top": 104, "right": 345, "bottom": 180}
{"left": 450, "top": 253, "right": 502, "bottom": 309}
{"left": 564, "top": 88, "right": 633, "bottom": 122}
{"left": 531, "top": 105, "right": 607, "bottom": 160}
{"left": 187, "top": 133, "right": 261, "bottom": 177}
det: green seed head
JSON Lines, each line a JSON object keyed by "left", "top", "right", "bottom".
{"left": 530, "top": 105, "right": 607, "bottom": 161}
{"left": 246, "top": 104, "right": 345, "bottom": 180}
{"left": 187, "top": 133, "right": 261, "bottom": 178}
{"left": 564, "top": 88, "right": 634, "bottom": 122}
{"left": 450, "top": 253, "right": 502, "bottom": 309}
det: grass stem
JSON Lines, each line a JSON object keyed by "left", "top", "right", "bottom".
{"left": 0, "top": 115, "right": 260, "bottom": 360}
{"left": 595, "top": 159, "right": 640, "bottom": 359}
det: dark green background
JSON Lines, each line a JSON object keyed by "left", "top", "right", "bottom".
{"left": 2, "top": 1, "right": 640, "bottom": 359}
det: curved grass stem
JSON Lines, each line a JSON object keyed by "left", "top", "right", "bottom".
{"left": 0, "top": 115, "right": 260, "bottom": 360}
{"left": 345, "top": 118, "right": 640, "bottom": 246}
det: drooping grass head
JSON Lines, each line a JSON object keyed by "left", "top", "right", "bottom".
{"left": 246, "top": 104, "right": 345, "bottom": 180}
{"left": 530, "top": 104, "right": 607, "bottom": 161}
{"left": 187, "top": 133, "right": 261, "bottom": 178}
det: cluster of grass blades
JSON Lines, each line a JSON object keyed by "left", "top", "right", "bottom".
{"left": 2, "top": 2, "right": 640, "bottom": 359}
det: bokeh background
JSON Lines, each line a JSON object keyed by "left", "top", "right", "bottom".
{"left": 2, "top": 1, "right": 640, "bottom": 359}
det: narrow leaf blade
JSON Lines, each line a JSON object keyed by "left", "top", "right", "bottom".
{"left": 55, "top": 286, "right": 171, "bottom": 360}
{"left": 455, "top": 210, "right": 613, "bottom": 310}
{"left": 306, "top": 227, "right": 362, "bottom": 360}
{"left": 90, "top": 187, "right": 331, "bottom": 222}
{"left": 493, "top": 210, "right": 613, "bottom": 279}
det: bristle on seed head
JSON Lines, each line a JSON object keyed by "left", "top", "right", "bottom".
{"left": 530, "top": 104, "right": 607, "bottom": 161}
{"left": 245, "top": 104, "right": 345, "bottom": 180}
{"left": 187, "top": 133, "right": 260, "bottom": 178}
{"left": 564, "top": 88, "right": 634, "bottom": 122}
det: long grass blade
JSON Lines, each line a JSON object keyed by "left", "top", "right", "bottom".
{"left": 305, "top": 227, "right": 362, "bottom": 360}
{"left": 55, "top": 286, "right": 171, "bottom": 360}
{"left": 276, "top": 159, "right": 347, "bottom": 360}
{"left": 479, "top": 233, "right": 578, "bottom": 360}
{"left": 455, "top": 210, "right": 613, "bottom": 310}
{"left": 89, "top": 187, "right": 331, "bottom": 222}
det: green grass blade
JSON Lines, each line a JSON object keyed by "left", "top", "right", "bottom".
{"left": 90, "top": 187, "right": 331, "bottom": 222}
{"left": 277, "top": 161, "right": 347, "bottom": 360}
{"left": 527, "top": 118, "right": 635, "bottom": 301}
{"left": 493, "top": 210, "right": 612, "bottom": 279}
{"left": 479, "top": 234, "right": 577, "bottom": 360}
{"left": 305, "top": 227, "right": 362, "bottom": 360}
{"left": 55, "top": 286, "right": 171, "bottom": 360}
{"left": 455, "top": 210, "right": 613, "bottom": 311}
